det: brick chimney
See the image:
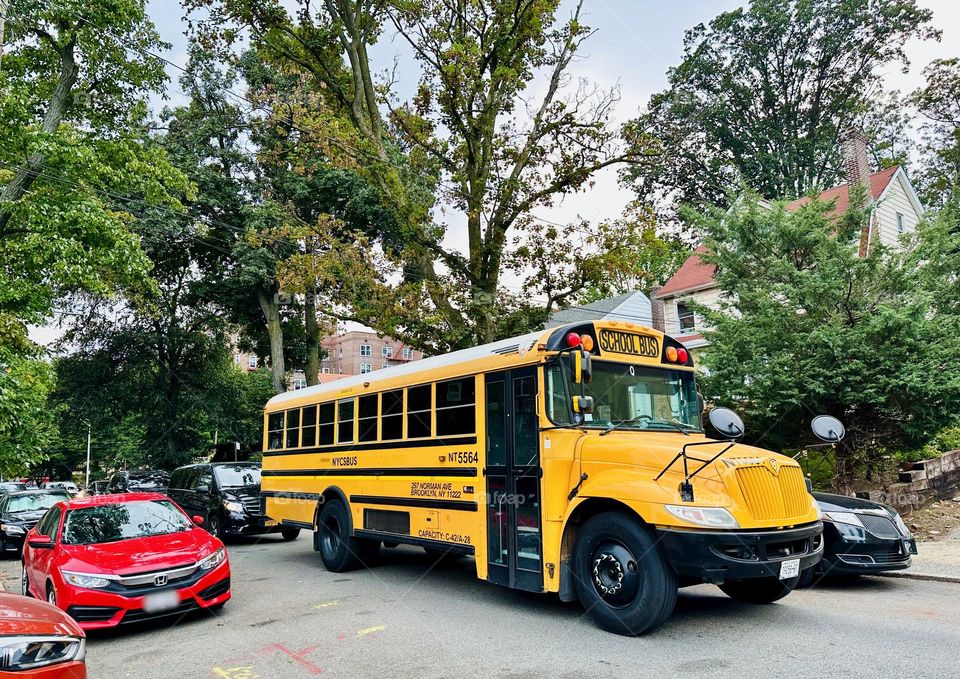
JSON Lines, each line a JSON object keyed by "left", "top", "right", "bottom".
{"left": 842, "top": 128, "right": 871, "bottom": 190}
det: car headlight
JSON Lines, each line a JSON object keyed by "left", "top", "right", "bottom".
{"left": 664, "top": 505, "right": 740, "bottom": 529}
{"left": 822, "top": 511, "right": 864, "bottom": 527}
{"left": 61, "top": 570, "right": 115, "bottom": 589}
{"left": 891, "top": 512, "right": 911, "bottom": 536}
{"left": 223, "top": 500, "right": 244, "bottom": 513}
{"left": 0, "top": 636, "right": 85, "bottom": 670}
{"left": 0, "top": 524, "right": 26, "bottom": 535}
{"left": 199, "top": 547, "right": 226, "bottom": 571}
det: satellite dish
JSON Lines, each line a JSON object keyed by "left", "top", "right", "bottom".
{"left": 811, "top": 415, "right": 845, "bottom": 442}
{"left": 708, "top": 407, "right": 745, "bottom": 438}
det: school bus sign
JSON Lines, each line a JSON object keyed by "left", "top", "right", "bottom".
{"left": 598, "top": 329, "right": 659, "bottom": 357}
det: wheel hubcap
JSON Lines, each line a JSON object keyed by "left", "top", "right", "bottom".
{"left": 591, "top": 542, "right": 640, "bottom": 607}
{"left": 21, "top": 568, "right": 27, "bottom": 596}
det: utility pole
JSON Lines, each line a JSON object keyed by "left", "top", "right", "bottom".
{"left": 82, "top": 419, "right": 91, "bottom": 491}
{"left": 0, "top": 0, "right": 7, "bottom": 71}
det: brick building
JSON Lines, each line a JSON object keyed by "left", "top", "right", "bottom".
{"left": 319, "top": 330, "right": 423, "bottom": 378}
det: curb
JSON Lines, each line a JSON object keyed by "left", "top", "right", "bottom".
{"left": 874, "top": 570, "right": 960, "bottom": 585}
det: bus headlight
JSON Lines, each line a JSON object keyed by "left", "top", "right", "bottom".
{"left": 664, "top": 505, "right": 739, "bottom": 529}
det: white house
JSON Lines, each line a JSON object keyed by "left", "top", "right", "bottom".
{"left": 656, "top": 140, "right": 924, "bottom": 353}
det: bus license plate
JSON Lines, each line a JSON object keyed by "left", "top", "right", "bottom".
{"left": 264, "top": 519, "right": 278, "bottom": 527}
{"left": 143, "top": 590, "right": 180, "bottom": 613}
{"left": 779, "top": 559, "right": 800, "bottom": 580}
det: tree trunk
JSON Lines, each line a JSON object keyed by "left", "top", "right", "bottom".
{"left": 304, "top": 293, "right": 320, "bottom": 386}
{"left": 0, "top": 34, "right": 78, "bottom": 233}
{"left": 257, "top": 286, "right": 287, "bottom": 394}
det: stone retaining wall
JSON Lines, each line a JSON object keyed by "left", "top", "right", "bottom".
{"left": 856, "top": 449, "right": 960, "bottom": 513}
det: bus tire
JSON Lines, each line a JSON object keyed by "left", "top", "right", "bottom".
{"left": 718, "top": 574, "right": 799, "bottom": 603}
{"left": 316, "top": 500, "right": 377, "bottom": 572}
{"left": 572, "top": 511, "right": 677, "bottom": 636}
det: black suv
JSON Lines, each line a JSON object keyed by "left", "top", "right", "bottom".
{"left": 166, "top": 462, "right": 299, "bottom": 541}
{"left": 107, "top": 469, "right": 170, "bottom": 493}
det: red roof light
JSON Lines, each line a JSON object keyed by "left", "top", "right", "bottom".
{"left": 566, "top": 332, "right": 581, "bottom": 348}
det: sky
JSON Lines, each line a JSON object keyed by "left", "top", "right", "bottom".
{"left": 29, "top": 0, "right": 960, "bottom": 345}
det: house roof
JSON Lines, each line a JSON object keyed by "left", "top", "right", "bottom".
{"left": 546, "top": 291, "right": 652, "bottom": 327}
{"left": 656, "top": 166, "right": 901, "bottom": 299}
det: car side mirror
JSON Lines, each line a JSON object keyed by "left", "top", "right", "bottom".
{"left": 567, "top": 348, "right": 592, "bottom": 385}
{"left": 811, "top": 415, "right": 845, "bottom": 442}
{"left": 192, "top": 515, "right": 204, "bottom": 526}
{"left": 708, "top": 407, "right": 745, "bottom": 438}
{"left": 195, "top": 485, "right": 210, "bottom": 494}
{"left": 28, "top": 538, "right": 54, "bottom": 549}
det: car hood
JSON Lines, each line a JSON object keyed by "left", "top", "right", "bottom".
{"left": 0, "top": 592, "right": 84, "bottom": 637}
{"left": 813, "top": 491, "right": 894, "bottom": 514}
{"left": 222, "top": 485, "right": 259, "bottom": 501}
{"left": 60, "top": 528, "right": 220, "bottom": 575}
{"left": 1, "top": 510, "right": 47, "bottom": 525}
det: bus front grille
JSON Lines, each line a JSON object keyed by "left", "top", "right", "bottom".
{"left": 735, "top": 465, "right": 809, "bottom": 521}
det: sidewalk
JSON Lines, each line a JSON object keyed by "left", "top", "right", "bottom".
{"left": 878, "top": 527, "right": 960, "bottom": 584}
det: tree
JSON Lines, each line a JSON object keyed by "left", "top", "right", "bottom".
{"left": 624, "top": 0, "right": 936, "bottom": 218}
{"left": 692, "top": 192, "right": 960, "bottom": 483}
{"left": 185, "top": 0, "right": 656, "bottom": 348}
{"left": 911, "top": 58, "right": 960, "bottom": 208}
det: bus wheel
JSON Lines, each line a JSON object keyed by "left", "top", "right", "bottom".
{"left": 719, "top": 574, "right": 799, "bottom": 603}
{"left": 316, "top": 500, "right": 378, "bottom": 572}
{"left": 572, "top": 512, "right": 677, "bottom": 636}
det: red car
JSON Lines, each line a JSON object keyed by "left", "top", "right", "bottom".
{"left": 20, "top": 493, "right": 231, "bottom": 630}
{"left": 0, "top": 592, "right": 86, "bottom": 677}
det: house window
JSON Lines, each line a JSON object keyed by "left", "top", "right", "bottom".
{"left": 896, "top": 211, "right": 905, "bottom": 234}
{"left": 293, "top": 378, "right": 307, "bottom": 390}
{"left": 321, "top": 367, "right": 330, "bottom": 374}
{"left": 234, "top": 354, "right": 242, "bottom": 365}
{"left": 338, "top": 347, "right": 343, "bottom": 357}
{"left": 677, "top": 302, "right": 696, "bottom": 333}
{"left": 382, "top": 346, "right": 393, "bottom": 358}
{"left": 360, "top": 344, "right": 372, "bottom": 357}
{"left": 360, "top": 363, "right": 372, "bottom": 374}
{"left": 402, "top": 347, "right": 413, "bottom": 360}
{"left": 247, "top": 355, "right": 257, "bottom": 369}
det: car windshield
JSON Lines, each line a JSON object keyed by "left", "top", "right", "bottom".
{"left": 214, "top": 465, "right": 261, "bottom": 488}
{"left": 546, "top": 360, "right": 702, "bottom": 431}
{"left": 1, "top": 483, "right": 27, "bottom": 493}
{"left": 62, "top": 500, "right": 192, "bottom": 545}
{"left": 127, "top": 474, "right": 167, "bottom": 490}
{"left": 5, "top": 493, "right": 69, "bottom": 513}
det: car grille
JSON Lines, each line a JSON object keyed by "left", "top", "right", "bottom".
{"left": 735, "top": 464, "right": 809, "bottom": 520}
{"left": 242, "top": 496, "right": 262, "bottom": 517}
{"left": 859, "top": 514, "right": 900, "bottom": 539}
{"left": 67, "top": 605, "right": 121, "bottom": 622}
{"left": 198, "top": 576, "right": 230, "bottom": 601}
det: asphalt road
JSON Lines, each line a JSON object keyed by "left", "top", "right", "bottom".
{"left": 2, "top": 537, "right": 959, "bottom": 679}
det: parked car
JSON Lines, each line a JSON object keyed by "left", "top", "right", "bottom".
{"left": 0, "top": 481, "right": 28, "bottom": 495}
{"left": 167, "top": 462, "right": 299, "bottom": 541}
{"left": 86, "top": 480, "right": 110, "bottom": 496}
{"left": 1, "top": 490, "right": 71, "bottom": 555}
{"left": 799, "top": 492, "right": 917, "bottom": 585}
{"left": 45, "top": 481, "right": 81, "bottom": 497}
{"left": 106, "top": 469, "right": 170, "bottom": 494}
{"left": 21, "top": 492, "right": 231, "bottom": 629}
{"left": 0, "top": 592, "right": 86, "bottom": 677}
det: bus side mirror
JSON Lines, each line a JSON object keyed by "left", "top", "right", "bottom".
{"left": 568, "top": 349, "right": 592, "bottom": 384}
{"left": 572, "top": 395, "right": 594, "bottom": 414}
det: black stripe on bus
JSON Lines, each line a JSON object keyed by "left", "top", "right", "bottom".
{"left": 353, "top": 529, "right": 475, "bottom": 556}
{"left": 262, "top": 436, "right": 478, "bottom": 457}
{"left": 261, "top": 467, "right": 478, "bottom": 478}
{"left": 350, "top": 494, "right": 478, "bottom": 512}
{"left": 261, "top": 491, "right": 323, "bottom": 501}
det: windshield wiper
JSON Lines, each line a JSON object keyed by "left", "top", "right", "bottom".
{"left": 600, "top": 414, "right": 652, "bottom": 436}
{"left": 645, "top": 419, "right": 695, "bottom": 436}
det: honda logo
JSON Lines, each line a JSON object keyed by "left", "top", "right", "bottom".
{"left": 154, "top": 574, "right": 168, "bottom": 587}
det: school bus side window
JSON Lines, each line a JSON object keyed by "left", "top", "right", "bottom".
{"left": 358, "top": 395, "right": 378, "bottom": 442}
{"left": 381, "top": 390, "right": 403, "bottom": 440}
{"left": 436, "top": 377, "right": 476, "bottom": 436}
{"left": 267, "top": 412, "right": 284, "bottom": 449}
{"left": 407, "top": 385, "right": 432, "bottom": 438}
{"left": 337, "top": 398, "right": 355, "bottom": 443}
{"left": 301, "top": 405, "right": 318, "bottom": 447}
{"left": 318, "top": 403, "right": 335, "bottom": 445}
{"left": 285, "top": 409, "right": 300, "bottom": 448}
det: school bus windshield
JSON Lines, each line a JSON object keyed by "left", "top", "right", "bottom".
{"left": 546, "top": 360, "right": 702, "bottom": 431}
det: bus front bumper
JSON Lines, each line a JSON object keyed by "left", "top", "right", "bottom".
{"left": 655, "top": 521, "right": 824, "bottom": 585}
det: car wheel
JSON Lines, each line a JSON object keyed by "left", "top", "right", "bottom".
{"left": 207, "top": 514, "right": 222, "bottom": 538}
{"left": 316, "top": 500, "right": 378, "bottom": 572}
{"left": 21, "top": 563, "right": 31, "bottom": 598}
{"left": 46, "top": 583, "right": 57, "bottom": 608}
{"left": 281, "top": 528, "right": 301, "bottom": 541}
{"left": 796, "top": 567, "right": 817, "bottom": 589}
{"left": 572, "top": 511, "right": 678, "bottom": 636}
{"left": 719, "top": 574, "right": 800, "bottom": 603}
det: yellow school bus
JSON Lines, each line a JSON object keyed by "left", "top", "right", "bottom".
{"left": 261, "top": 320, "right": 823, "bottom": 635}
